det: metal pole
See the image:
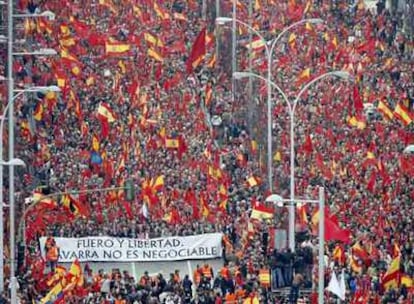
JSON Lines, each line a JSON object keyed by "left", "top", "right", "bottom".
{"left": 0, "top": 78, "right": 3, "bottom": 294}
{"left": 247, "top": 0, "right": 253, "bottom": 101}
{"left": 0, "top": 92, "right": 25, "bottom": 292}
{"left": 288, "top": 111, "right": 295, "bottom": 251}
{"left": 0, "top": 124, "right": 3, "bottom": 294}
{"left": 318, "top": 186, "right": 325, "bottom": 304}
{"left": 202, "top": 0, "right": 207, "bottom": 21}
{"left": 7, "top": 0, "right": 17, "bottom": 300}
{"left": 215, "top": 0, "right": 220, "bottom": 72}
{"left": 231, "top": 0, "right": 237, "bottom": 105}
{"left": 267, "top": 56, "right": 273, "bottom": 193}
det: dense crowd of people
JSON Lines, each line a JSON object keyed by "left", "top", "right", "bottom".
{"left": 0, "top": 0, "right": 413, "bottom": 303}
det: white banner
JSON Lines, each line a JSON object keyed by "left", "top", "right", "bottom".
{"left": 39, "top": 233, "right": 223, "bottom": 262}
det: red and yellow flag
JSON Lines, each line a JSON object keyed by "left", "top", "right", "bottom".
{"left": 186, "top": 27, "right": 206, "bottom": 73}
{"left": 105, "top": 42, "right": 130, "bottom": 55}
{"left": 33, "top": 103, "right": 44, "bottom": 121}
{"left": 153, "top": 2, "right": 170, "bottom": 20}
{"left": 92, "top": 135, "right": 100, "bottom": 152}
{"left": 144, "top": 32, "right": 164, "bottom": 47}
{"left": 147, "top": 48, "right": 164, "bottom": 62}
{"left": 382, "top": 257, "right": 400, "bottom": 290}
{"left": 394, "top": 103, "right": 413, "bottom": 126}
{"left": 250, "top": 203, "right": 273, "bottom": 221}
{"left": 377, "top": 99, "right": 394, "bottom": 120}
{"left": 97, "top": 103, "right": 116, "bottom": 122}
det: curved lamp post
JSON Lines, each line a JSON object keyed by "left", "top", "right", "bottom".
{"left": 234, "top": 70, "right": 352, "bottom": 251}
{"left": 0, "top": 85, "right": 60, "bottom": 296}
{"left": 266, "top": 187, "right": 325, "bottom": 304}
{"left": 216, "top": 16, "right": 324, "bottom": 194}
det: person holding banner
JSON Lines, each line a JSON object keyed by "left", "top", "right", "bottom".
{"left": 44, "top": 237, "right": 59, "bottom": 272}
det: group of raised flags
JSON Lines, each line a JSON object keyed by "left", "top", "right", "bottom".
{"left": 40, "top": 259, "right": 84, "bottom": 303}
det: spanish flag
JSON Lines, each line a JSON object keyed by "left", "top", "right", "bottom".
{"left": 61, "top": 49, "right": 81, "bottom": 64}
{"left": 296, "top": 68, "right": 311, "bottom": 85}
{"left": 205, "top": 83, "right": 213, "bottom": 106}
{"left": 392, "top": 242, "right": 401, "bottom": 258}
{"left": 152, "top": 175, "right": 164, "bottom": 191}
{"left": 401, "top": 275, "right": 413, "bottom": 288}
{"left": 144, "top": 32, "right": 164, "bottom": 47}
{"left": 60, "top": 24, "right": 70, "bottom": 37}
{"left": 297, "top": 204, "right": 308, "bottom": 224}
{"left": 382, "top": 257, "right": 400, "bottom": 290}
{"left": 394, "top": 103, "right": 413, "bottom": 126}
{"left": 55, "top": 71, "right": 67, "bottom": 89}
{"left": 37, "top": 18, "right": 53, "bottom": 35}
{"left": 153, "top": 2, "right": 170, "bottom": 20}
{"left": 105, "top": 42, "right": 130, "bottom": 55}
{"left": 251, "top": 140, "right": 258, "bottom": 154}
{"left": 207, "top": 53, "right": 216, "bottom": 68}
{"left": 71, "top": 65, "right": 81, "bottom": 76}
{"left": 349, "top": 254, "right": 362, "bottom": 274}
{"left": 46, "top": 266, "right": 67, "bottom": 287}
{"left": 33, "top": 103, "right": 44, "bottom": 121}
{"left": 377, "top": 100, "right": 393, "bottom": 120}
{"left": 288, "top": 33, "right": 296, "bottom": 49}
{"left": 147, "top": 48, "right": 164, "bottom": 62}
{"left": 118, "top": 60, "right": 126, "bottom": 74}
{"left": 352, "top": 242, "right": 369, "bottom": 262}
{"left": 246, "top": 176, "right": 260, "bottom": 188}
{"left": 165, "top": 138, "right": 180, "bottom": 149}
{"left": 92, "top": 135, "right": 100, "bottom": 152}
{"left": 173, "top": 12, "right": 187, "bottom": 21}
{"left": 201, "top": 196, "right": 210, "bottom": 218}
{"left": 60, "top": 37, "right": 76, "bottom": 48}
{"left": 99, "top": 0, "right": 118, "bottom": 14}
{"left": 273, "top": 151, "right": 282, "bottom": 162}
{"left": 332, "top": 245, "right": 345, "bottom": 265}
{"left": 97, "top": 103, "right": 116, "bottom": 122}
{"left": 347, "top": 115, "right": 366, "bottom": 129}
{"left": 250, "top": 203, "right": 273, "bottom": 221}
{"left": 68, "top": 259, "right": 82, "bottom": 282}
{"left": 208, "top": 166, "right": 222, "bottom": 181}
{"left": 245, "top": 38, "right": 266, "bottom": 52}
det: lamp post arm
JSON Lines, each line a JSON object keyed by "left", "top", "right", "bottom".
{"left": 240, "top": 72, "right": 290, "bottom": 106}
{"left": 229, "top": 18, "right": 271, "bottom": 58}
{"left": 292, "top": 71, "right": 347, "bottom": 113}
{"left": 268, "top": 18, "right": 322, "bottom": 56}
{"left": 0, "top": 90, "right": 26, "bottom": 140}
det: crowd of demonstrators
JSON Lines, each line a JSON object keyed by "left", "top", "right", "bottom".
{"left": 0, "top": 0, "right": 413, "bottom": 303}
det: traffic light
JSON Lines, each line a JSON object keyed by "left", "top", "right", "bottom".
{"left": 125, "top": 179, "right": 135, "bottom": 202}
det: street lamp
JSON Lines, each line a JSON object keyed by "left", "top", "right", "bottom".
{"left": 0, "top": 85, "right": 60, "bottom": 295}
{"left": 215, "top": 17, "right": 324, "bottom": 194}
{"left": 403, "top": 144, "right": 414, "bottom": 154}
{"left": 0, "top": 159, "right": 26, "bottom": 167}
{"left": 12, "top": 48, "right": 57, "bottom": 56}
{"left": 13, "top": 11, "right": 56, "bottom": 20}
{"left": 13, "top": 85, "right": 60, "bottom": 93}
{"left": 5, "top": 0, "right": 56, "bottom": 299}
{"left": 266, "top": 187, "right": 325, "bottom": 304}
{"left": 234, "top": 70, "right": 352, "bottom": 252}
